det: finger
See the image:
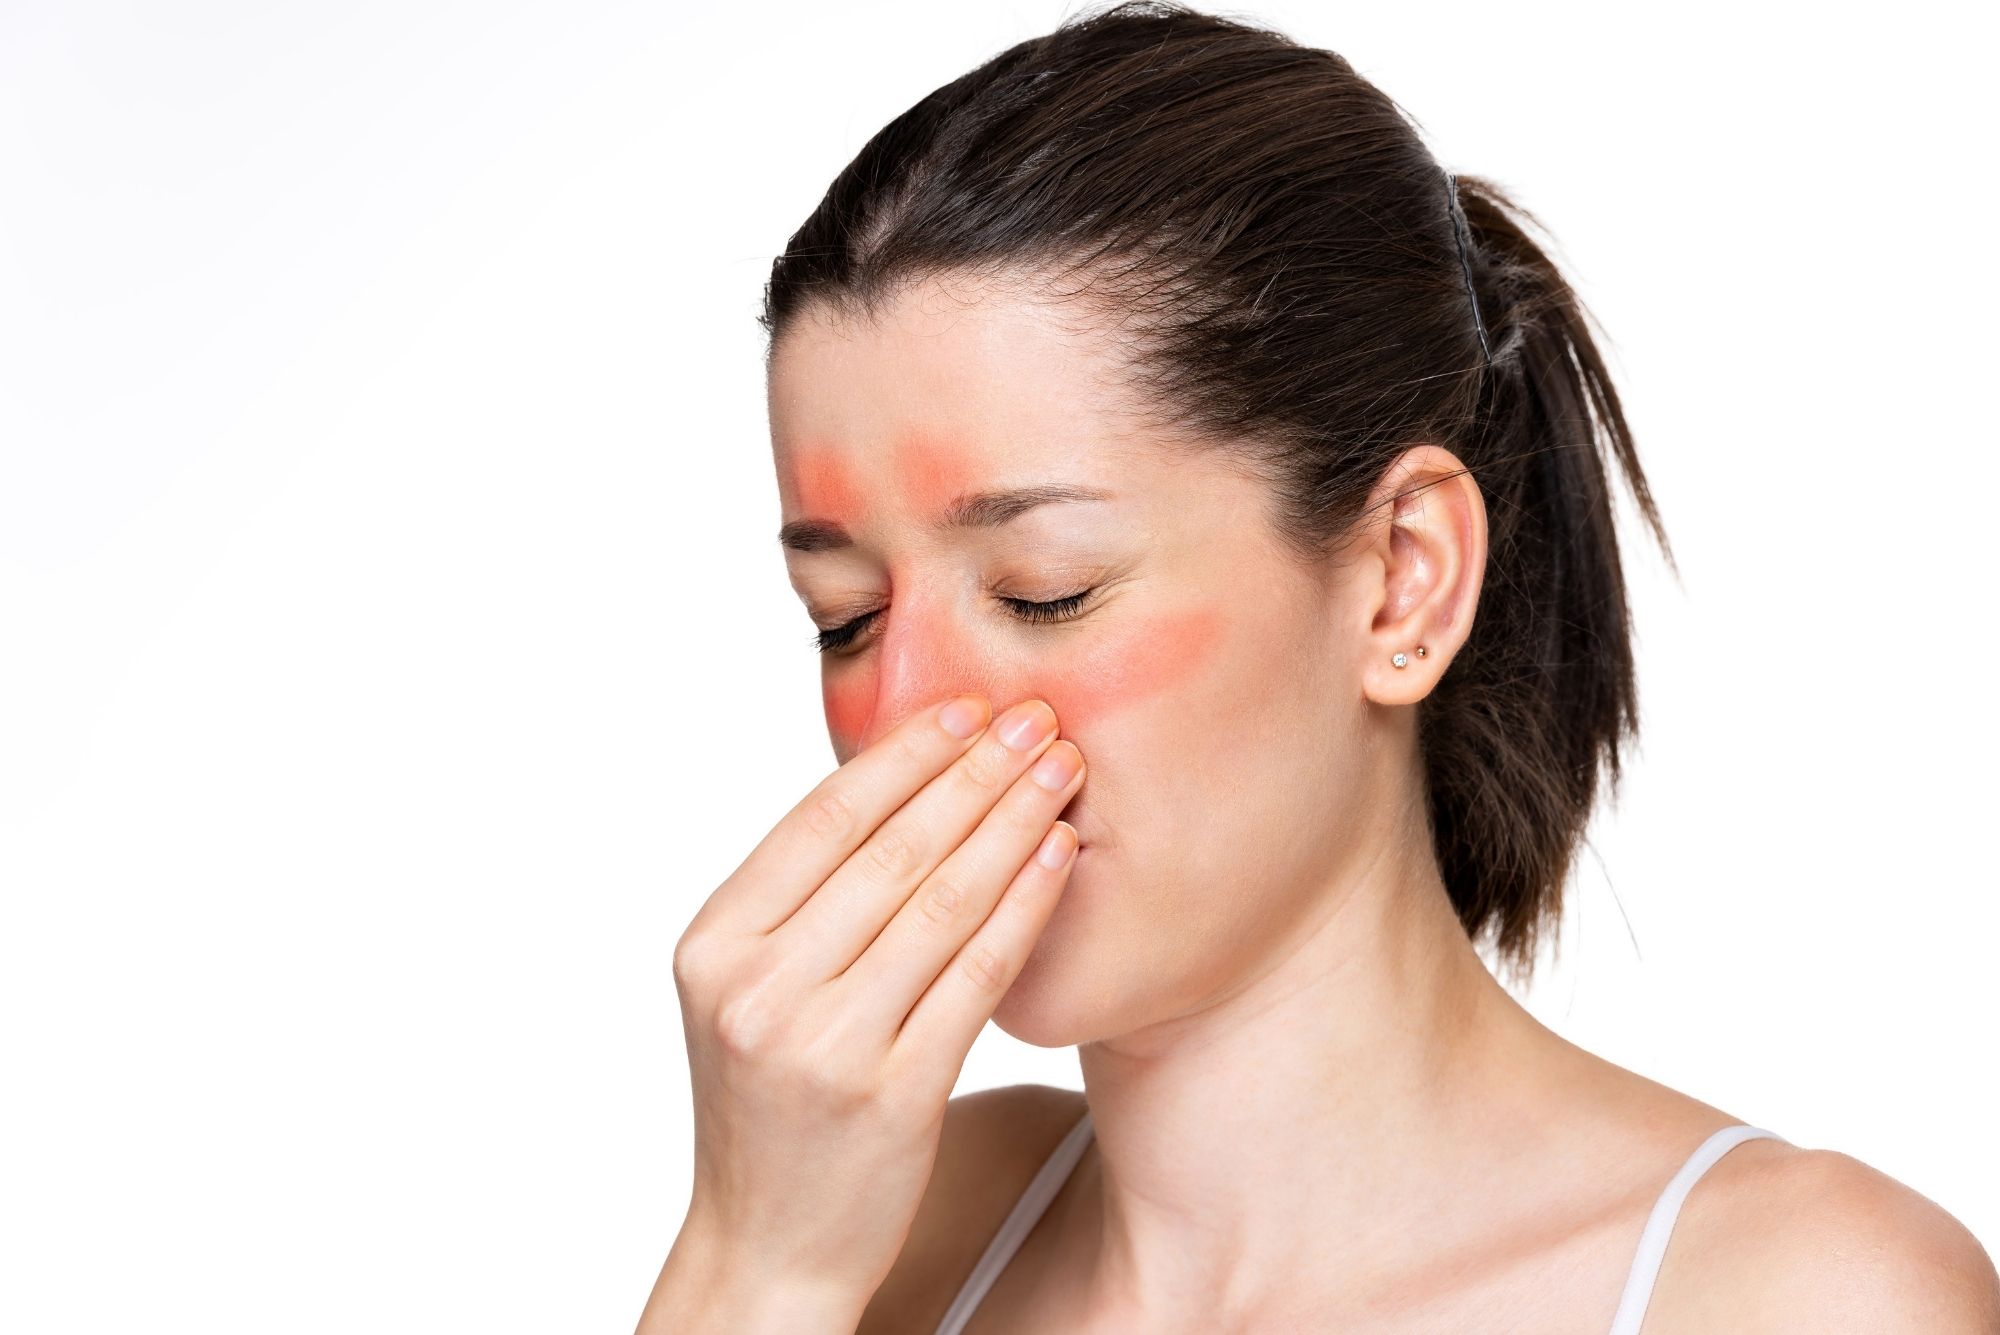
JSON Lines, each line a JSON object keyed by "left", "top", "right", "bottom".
{"left": 698, "top": 693, "right": 992, "bottom": 938}
{"left": 889, "top": 817, "right": 1080, "bottom": 1077}
{"left": 842, "top": 740, "right": 1084, "bottom": 1034}
{"left": 778, "top": 699, "right": 1063, "bottom": 981}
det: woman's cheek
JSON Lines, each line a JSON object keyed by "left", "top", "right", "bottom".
{"left": 823, "top": 672, "right": 875, "bottom": 755}
{"left": 1042, "top": 603, "right": 1225, "bottom": 733}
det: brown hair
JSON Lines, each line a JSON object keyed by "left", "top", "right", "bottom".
{"left": 758, "top": 1, "right": 1674, "bottom": 984}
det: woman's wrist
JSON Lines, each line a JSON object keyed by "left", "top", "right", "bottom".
{"left": 636, "top": 1216, "right": 871, "bottom": 1335}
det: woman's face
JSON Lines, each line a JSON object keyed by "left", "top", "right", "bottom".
{"left": 767, "top": 272, "right": 1399, "bottom": 1046}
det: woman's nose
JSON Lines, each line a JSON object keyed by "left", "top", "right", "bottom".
{"left": 859, "top": 655, "right": 984, "bottom": 754}
{"left": 841, "top": 598, "right": 1020, "bottom": 753}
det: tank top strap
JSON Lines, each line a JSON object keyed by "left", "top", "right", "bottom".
{"left": 1604, "top": 1123, "right": 1789, "bottom": 1335}
{"left": 932, "top": 1108, "right": 1095, "bottom": 1335}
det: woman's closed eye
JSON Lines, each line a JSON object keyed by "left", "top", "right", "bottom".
{"left": 810, "top": 588, "right": 1098, "bottom": 656}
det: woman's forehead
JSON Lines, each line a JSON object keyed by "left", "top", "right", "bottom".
{"left": 774, "top": 432, "right": 1121, "bottom": 555}
{"left": 765, "top": 277, "right": 1234, "bottom": 547}
{"left": 769, "top": 278, "right": 1143, "bottom": 468}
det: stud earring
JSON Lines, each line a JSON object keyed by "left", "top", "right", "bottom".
{"left": 1392, "top": 645, "right": 1428, "bottom": 669}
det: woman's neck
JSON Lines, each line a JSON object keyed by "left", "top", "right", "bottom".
{"left": 1072, "top": 850, "right": 1566, "bottom": 1322}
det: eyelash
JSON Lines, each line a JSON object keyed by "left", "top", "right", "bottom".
{"left": 811, "top": 589, "right": 1097, "bottom": 656}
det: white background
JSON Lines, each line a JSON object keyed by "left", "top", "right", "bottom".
{"left": 3, "top": 2, "right": 1994, "bottom": 1330}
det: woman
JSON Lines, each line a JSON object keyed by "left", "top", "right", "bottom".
{"left": 641, "top": 4, "right": 2000, "bottom": 1331}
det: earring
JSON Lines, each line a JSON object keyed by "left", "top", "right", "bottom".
{"left": 1392, "top": 645, "right": 1428, "bottom": 669}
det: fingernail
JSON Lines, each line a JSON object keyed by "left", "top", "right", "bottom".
{"left": 997, "top": 699, "right": 1056, "bottom": 751}
{"left": 1048, "top": 819, "right": 1080, "bottom": 871}
{"left": 939, "top": 694, "right": 990, "bottom": 740}
{"left": 1030, "top": 742, "right": 1081, "bottom": 792}
{"left": 1036, "top": 821, "right": 1079, "bottom": 870}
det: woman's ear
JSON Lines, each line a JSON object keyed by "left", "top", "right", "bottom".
{"left": 1352, "top": 444, "right": 1487, "bottom": 708}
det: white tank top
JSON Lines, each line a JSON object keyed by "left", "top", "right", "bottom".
{"left": 932, "top": 1111, "right": 1787, "bottom": 1335}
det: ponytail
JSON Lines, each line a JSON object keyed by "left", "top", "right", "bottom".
{"left": 1422, "top": 174, "right": 1675, "bottom": 979}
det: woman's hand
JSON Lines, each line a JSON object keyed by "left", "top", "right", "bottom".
{"left": 654, "top": 692, "right": 1085, "bottom": 1325}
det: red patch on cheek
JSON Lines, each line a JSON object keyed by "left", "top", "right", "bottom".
{"left": 823, "top": 672, "right": 874, "bottom": 754}
{"left": 1042, "top": 604, "right": 1225, "bottom": 732}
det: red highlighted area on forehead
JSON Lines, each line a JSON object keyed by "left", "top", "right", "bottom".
{"left": 783, "top": 432, "right": 983, "bottom": 536}
{"left": 787, "top": 444, "right": 864, "bottom": 527}
{"left": 891, "top": 432, "right": 979, "bottom": 521}
{"left": 822, "top": 603, "right": 1227, "bottom": 758}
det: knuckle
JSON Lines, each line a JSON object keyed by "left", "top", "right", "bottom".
{"left": 793, "top": 1027, "right": 877, "bottom": 1111}
{"left": 671, "top": 931, "right": 719, "bottom": 994}
{"left": 801, "top": 786, "right": 856, "bottom": 843}
{"left": 1002, "top": 786, "right": 1059, "bottom": 837}
{"left": 881, "top": 724, "right": 929, "bottom": 769}
{"left": 866, "top": 826, "right": 922, "bottom": 879}
{"left": 916, "top": 873, "right": 970, "bottom": 928}
{"left": 958, "top": 740, "right": 1013, "bottom": 793}
{"left": 959, "top": 940, "right": 1012, "bottom": 993}
{"left": 710, "top": 980, "right": 785, "bottom": 1059}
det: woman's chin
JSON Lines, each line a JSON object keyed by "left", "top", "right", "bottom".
{"left": 988, "top": 848, "right": 1098, "bottom": 1033}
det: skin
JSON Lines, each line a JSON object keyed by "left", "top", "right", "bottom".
{"left": 764, "top": 270, "right": 2000, "bottom": 1332}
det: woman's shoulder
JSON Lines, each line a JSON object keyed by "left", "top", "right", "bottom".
{"left": 1546, "top": 1041, "right": 1998, "bottom": 1331}
{"left": 1641, "top": 1125, "right": 1999, "bottom": 1332}
{"left": 854, "top": 1083, "right": 1086, "bottom": 1335}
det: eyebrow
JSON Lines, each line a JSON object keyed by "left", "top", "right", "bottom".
{"left": 777, "top": 482, "right": 1115, "bottom": 553}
